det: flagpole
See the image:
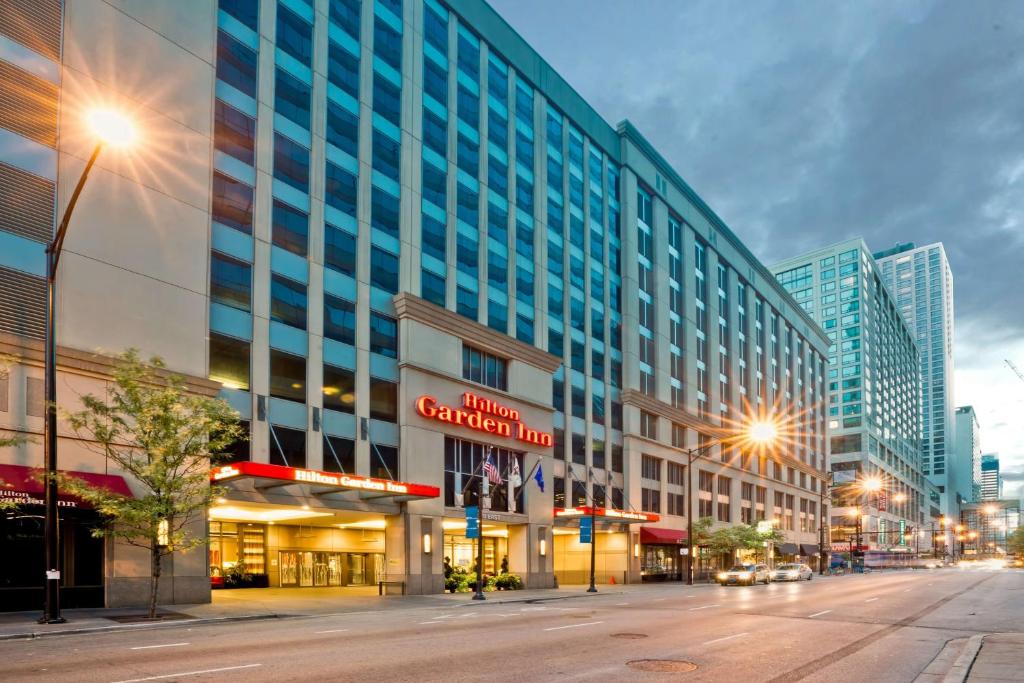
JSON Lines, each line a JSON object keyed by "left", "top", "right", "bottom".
{"left": 474, "top": 467, "right": 485, "bottom": 601}
{"left": 587, "top": 467, "right": 597, "bottom": 593}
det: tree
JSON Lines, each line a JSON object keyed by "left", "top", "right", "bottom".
{"left": 693, "top": 517, "right": 785, "bottom": 561}
{"left": 0, "top": 356, "right": 28, "bottom": 512}
{"left": 1008, "top": 526, "right": 1024, "bottom": 557}
{"left": 59, "top": 350, "right": 242, "bottom": 618}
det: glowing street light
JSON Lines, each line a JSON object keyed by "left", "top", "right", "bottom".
{"left": 861, "top": 477, "right": 883, "bottom": 493}
{"left": 86, "top": 108, "right": 138, "bottom": 148}
{"left": 983, "top": 504, "right": 998, "bottom": 516}
{"left": 748, "top": 420, "right": 778, "bottom": 445}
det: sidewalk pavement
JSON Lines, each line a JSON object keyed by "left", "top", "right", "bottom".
{"left": 965, "top": 633, "right": 1024, "bottom": 682}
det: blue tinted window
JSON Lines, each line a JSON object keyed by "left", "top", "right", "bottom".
{"left": 370, "top": 247, "right": 399, "bottom": 293}
{"left": 325, "top": 162, "right": 357, "bottom": 216}
{"left": 516, "top": 313, "right": 533, "bottom": 344}
{"left": 423, "top": 110, "right": 447, "bottom": 157}
{"left": 217, "top": 30, "right": 258, "bottom": 98}
{"left": 275, "top": 68, "right": 311, "bottom": 128}
{"left": 548, "top": 201, "right": 565, "bottom": 238}
{"left": 488, "top": 109, "right": 507, "bottom": 148}
{"left": 457, "top": 84, "right": 479, "bottom": 128}
{"left": 272, "top": 200, "right": 308, "bottom": 256}
{"left": 424, "top": 5, "right": 447, "bottom": 55}
{"left": 456, "top": 133, "right": 478, "bottom": 175}
{"left": 374, "top": 20, "right": 402, "bottom": 70}
{"left": 421, "top": 212, "right": 446, "bottom": 261}
{"left": 515, "top": 84, "right": 533, "bottom": 123}
{"left": 547, "top": 283, "right": 563, "bottom": 319}
{"left": 372, "top": 129, "right": 400, "bottom": 180}
{"left": 324, "top": 293, "right": 356, "bottom": 344}
{"left": 487, "top": 59, "right": 507, "bottom": 101}
{"left": 378, "top": 0, "right": 402, "bottom": 19}
{"left": 221, "top": 0, "right": 259, "bottom": 31}
{"left": 373, "top": 75, "right": 401, "bottom": 126}
{"left": 456, "top": 286, "right": 477, "bottom": 319}
{"left": 516, "top": 174, "right": 533, "bottom": 213}
{"left": 371, "top": 187, "right": 399, "bottom": 238}
{"left": 423, "top": 59, "right": 447, "bottom": 107}
{"left": 422, "top": 270, "right": 445, "bottom": 306}
{"left": 214, "top": 101, "right": 256, "bottom": 165}
{"left": 277, "top": 6, "right": 313, "bottom": 66}
{"left": 487, "top": 202, "right": 507, "bottom": 244}
{"left": 488, "top": 154, "right": 507, "bottom": 196}
{"left": 273, "top": 133, "right": 310, "bottom": 192}
{"left": 369, "top": 311, "right": 398, "bottom": 358}
{"left": 516, "top": 266, "right": 533, "bottom": 306}
{"left": 329, "top": 0, "right": 360, "bottom": 39}
{"left": 422, "top": 161, "right": 446, "bottom": 209}
{"left": 271, "top": 274, "right": 307, "bottom": 329}
{"left": 324, "top": 224, "right": 357, "bottom": 277}
{"left": 212, "top": 171, "right": 253, "bottom": 234}
{"left": 326, "top": 101, "right": 358, "bottom": 156}
{"left": 211, "top": 252, "right": 251, "bottom": 312}
{"left": 487, "top": 299, "right": 506, "bottom": 333}
{"left": 456, "top": 182, "right": 478, "bottom": 227}
{"left": 515, "top": 218, "right": 533, "bottom": 258}
{"left": 516, "top": 130, "right": 533, "bottom": 167}
{"left": 547, "top": 239, "right": 563, "bottom": 276}
{"left": 457, "top": 32, "right": 479, "bottom": 80}
{"left": 456, "top": 231, "right": 478, "bottom": 277}
{"left": 487, "top": 249, "right": 507, "bottom": 289}
{"left": 328, "top": 43, "right": 360, "bottom": 98}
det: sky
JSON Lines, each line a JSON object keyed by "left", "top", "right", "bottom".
{"left": 488, "top": 0, "right": 1024, "bottom": 498}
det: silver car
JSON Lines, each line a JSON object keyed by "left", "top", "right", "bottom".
{"left": 772, "top": 563, "right": 813, "bottom": 581}
{"left": 718, "top": 563, "right": 771, "bottom": 586}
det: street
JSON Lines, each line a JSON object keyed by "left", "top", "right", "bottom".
{"left": 1, "top": 566, "right": 1019, "bottom": 682}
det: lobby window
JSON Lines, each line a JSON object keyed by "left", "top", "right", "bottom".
{"left": 324, "top": 224, "right": 356, "bottom": 277}
{"left": 326, "top": 101, "right": 359, "bottom": 157}
{"left": 214, "top": 101, "right": 255, "bottom": 165}
{"left": 323, "top": 435, "right": 355, "bottom": 473}
{"left": 369, "top": 311, "right": 398, "bottom": 358}
{"left": 371, "top": 187, "right": 400, "bottom": 238}
{"left": 273, "top": 133, "right": 310, "bottom": 193}
{"left": 323, "top": 364, "right": 355, "bottom": 413}
{"left": 216, "top": 30, "right": 257, "bottom": 98}
{"left": 270, "top": 425, "right": 306, "bottom": 468}
{"left": 369, "top": 247, "right": 399, "bottom": 293}
{"left": 325, "top": 162, "right": 358, "bottom": 217}
{"left": 323, "top": 294, "right": 356, "bottom": 345}
{"left": 209, "top": 333, "right": 250, "bottom": 391}
{"left": 269, "top": 350, "right": 306, "bottom": 402}
{"left": 369, "top": 378, "right": 398, "bottom": 422}
{"left": 212, "top": 172, "right": 253, "bottom": 234}
{"left": 327, "top": 42, "right": 360, "bottom": 99}
{"left": 274, "top": 68, "right": 311, "bottom": 128}
{"left": 372, "top": 444, "right": 399, "bottom": 481}
{"left": 276, "top": 5, "right": 312, "bottom": 66}
{"left": 272, "top": 200, "right": 308, "bottom": 256}
{"left": 329, "top": 0, "right": 360, "bottom": 39}
{"left": 210, "top": 252, "right": 251, "bottom": 312}
{"left": 373, "top": 75, "right": 401, "bottom": 127}
{"left": 270, "top": 275, "right": 307, "bottom": 330}
{"left": 462, "top": 345, "right": 507, "bottom": 391}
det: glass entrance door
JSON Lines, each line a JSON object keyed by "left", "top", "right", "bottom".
{"left": 347, "top": 553, "right": 365, "bottom": 585}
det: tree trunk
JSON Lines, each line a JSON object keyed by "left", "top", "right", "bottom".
{"left": 149, "top": 545, "right": 162, "bottom": 619}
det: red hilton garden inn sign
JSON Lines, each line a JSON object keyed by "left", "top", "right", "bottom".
{"left": 415, "top": 392, "right": 553, "bottom": 447}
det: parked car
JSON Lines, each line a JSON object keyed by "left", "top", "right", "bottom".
{"left": 718, "top": 564, "right": 771, "bottom": 586}
{"left": 772, "top": 563, "right": 813, "bottom": 581}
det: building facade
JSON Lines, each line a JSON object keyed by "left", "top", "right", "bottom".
{"left": 0, "top": 0, "right": 829, "bottom": 610}
{"left": 874, "top": 243, "right": 963, "bottom": 518}
{"left": 980, "top": 454, "right": 1001, "bottom": 502}
{"left": 771, "top": 239, "right": 924, "bottom": 550}
{"left": 955, "top": 406, "right": 981, "bottom": 503}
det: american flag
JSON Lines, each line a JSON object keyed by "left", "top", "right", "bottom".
{"left": 483, "top": 452, "right": 501, "bottom": 485}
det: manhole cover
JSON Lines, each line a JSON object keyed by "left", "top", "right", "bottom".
{"left": 626, "top": 659, "right": 697, "bottom": 673}
{"left": 611, "top": 633, "right": 648, "bottom": 639}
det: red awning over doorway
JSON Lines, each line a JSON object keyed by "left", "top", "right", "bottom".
{"left": 640, "top": 527, "right": 688, "bottom": 545}
{"left": 0, "top": 463, "right": 134, "bottom": 508}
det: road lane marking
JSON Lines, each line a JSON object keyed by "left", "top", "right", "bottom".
{"left": 688, "top": 604, "right": 720, "bottom": 611}
{"left": 419, "top": 621, "right": 443, "bottom": 625}
{"left": 112, "top": 664, "right": 262, "bottom": 683}
{"left": 653, "top": 598, "right": 667, "bottom": 602}
{"left": 314, "top": 628, "right": 350, "bottom": 634}
{"left": 685, "top": 595, "right": 697, "bottom": 598}
{"left": 703, "top": 632, "right": 749, "bottom": 646}
{"left": 865, "top": 597, "right": 879, "bottom": 602}
{"left": 808, "top": 610, "right": 832, "bottom": 618}
{"left": 903, "top": 589, "right": 912, "bottom": 592}
{"left": 129, "top": 643, "right": 189, "bottom": 650}
{"left": 615, "top": 602, "right": 629, "bottom": 606}
{"left": 543, "top": 621, "right": 604, "bottom": 631}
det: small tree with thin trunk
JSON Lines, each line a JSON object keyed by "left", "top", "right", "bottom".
{"left": 0, "top": 356, "right": 28, "bottom": 511}
{"left": 1008, "top": 526, "right": 1024, "bottom": 557}
{"left": 59, "top": 350, "right": 242, "bottom": 618}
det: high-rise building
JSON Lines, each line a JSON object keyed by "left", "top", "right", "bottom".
{"left": 0, "top": 0, "right": 829, "bottom": 610}
{"left": 980, "top": 454, "right": 1001, "bottom": 501}
{"left": 771, "top": 239, "right": 924, "bottom": 548}
{"left": 874, "top": 243, "right": 960, "bottom": 518}
{"left": 955, "top": 406, "right": 982, "bottom": 503}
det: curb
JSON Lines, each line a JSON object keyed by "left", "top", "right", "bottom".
{"left": 0, "top": 612, "right": 288, "bottom": 642}
{"left": 942, "top": 634, "right": 985, "bottom": 683}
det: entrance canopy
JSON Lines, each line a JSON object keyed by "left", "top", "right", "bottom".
{"left": 211, "top": 461, "right": 439, "bottom": 503}
{"left": 640, "top": 527, "right": 687, "bottom": 545}
{"left": 800, "top": 543, "right": 820, "bottom": 556}
{"left": 553, "top": 506, "right": 659, "bottom": 524}
{"left": 0, "top": 463, "right": 133, "bottom": 508}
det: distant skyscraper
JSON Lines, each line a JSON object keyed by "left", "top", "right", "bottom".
{"left": 955, "top": 406, "right": 982, "bottom": 503}
{"left": 980, "top": 454, "right": 1001, "bottom": 501}
{"left": 875, "top": 243, "right": 959, "bottom": 514}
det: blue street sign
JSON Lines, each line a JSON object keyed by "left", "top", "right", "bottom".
{"left": 579, "top": 516, "right": 593, "bottom": 544}
{"left": 899, "top": 519, "right": 906, "bottom": 545}
{"left": 466, "top": 506, "right": 480, "bottom": 539}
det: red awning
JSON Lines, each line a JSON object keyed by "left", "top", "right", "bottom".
{"left": 640, "top": 527, "right": 688, "bottom": 545}
{"left": 0, "top": 463, "right": 134, "bottom": 508}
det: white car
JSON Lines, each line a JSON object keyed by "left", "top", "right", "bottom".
{"left": 718, "top": 564, "right": 772, "bottom": 586}
{"left": 772, "top": 563, "right": 813, "bottom": 581}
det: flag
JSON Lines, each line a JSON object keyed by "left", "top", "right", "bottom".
{"left": 510, "top": 458, "right": 523, "bottom": 488}
{"left": 484, "top": 453, "right": 501, "bottom": 485}
{"left": 534, "top": 463, "right": 545, "bottom": 492}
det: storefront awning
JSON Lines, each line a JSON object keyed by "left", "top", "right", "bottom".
{"left": 800, "top": 543, "right": 820, "bottom": 556}
{"left": 777, "top": 542, "right": 800, "bottom": 555}
{"left": 640, "top": 527, "right": 687, "bottom": 544}
{"left": 0, "top": 463, "right": 134, "bottom": 508}
{"left": 553, "top": 506, "right": 659, "bottom": 523}
{"left": 211, "top": 461, "right": 440, "bottom": 502}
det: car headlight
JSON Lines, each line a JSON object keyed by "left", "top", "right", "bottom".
{"left": 717, "top": 572, "right": 728, "bottom": 580}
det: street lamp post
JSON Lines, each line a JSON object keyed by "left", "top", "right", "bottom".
{"left": 40, "top": 110, "right": 136, "bottom": 624}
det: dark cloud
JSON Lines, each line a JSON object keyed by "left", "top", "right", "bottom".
{"left": 489, "top": 0, "right": 1024, "bottom": 337}
{"left": 1002, "top": 470, "right": 1024, "bottom": 482}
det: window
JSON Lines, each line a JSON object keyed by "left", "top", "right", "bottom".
{"left": 370, "top": 378, "right": 398, "bottom": 422}
{"left": 324, "top": 224, "right": 356, "bottom": 277}
{"left": 641, "top": 455, "right": 661, "bottom": 481}
{"left": 422, "top": 161, "right": 447, "bottom": 209}
{"left": 210, "top": 252, "right": 251, "bottom": 312}
{"left": 668, "top": 462, "right": 684, "bottom": 486}
{"left": 642, "top": 488, "right": 661, "bottom": 513}
{"left": 374, "top": 74, "right": 402, "bottom": 127}
{"left": 212, "top": 171, "right": 253, "bottom": 233}
{"left": 668, "top": 492, "right": 685, "bottom": 516}
{"left": 325, "top": 162, "right": 358, "bottom": 216}
{"left": 323, "top": 364, "right": 355, "bottom": 413}
{"left": 323, "top": 435, "right": 355, "bottom": 473}
{"left": 372, "top": 129, "right": 401, "bottom": 181}
{"left": 269, "top": 350, "right": 306, "bottom": 402}
{"left": 209, "top": 333, "right": 250, "bottom": 390}
{"left": 461, "top": 345, "right": 507, "bottom": 391}
{"left": 216, "top": 30, "right": 258, "bottom": 98}
{"left": 374, "top": 20, "right": 402, "bottom": 69}
{"left": 270, "top": 425, "right": 306, "bottom": 468}
{"left": 277, "top": 6, "right": 312, "bottom": 66}
{"left": 329, "top": 0, "right": 360, "bottom": 39}
{"left": 327, "top": 42, "right": 360, "bottom": 98}
{"left": 270, "top": 275, "right": 307, "bottom": 330}
{"left": 221, "top": 0, "right": 258, "bottom": 31}
{"left": 370, "top": 247, "right": 399, "bottom": 293}
{"left": 369, "top": 311, "right": 398, "bottom": 358}
{"left": 323, "top": 294, "right": 356, "bottom": 344}
{"left": 371, "top": 187, "right": 400, "bottom": 238}
{"left": 273, "top": 133, "right": 310, "bottom": 192}
{"left": 372, "top": 443, "right": 399, "bottom": 480}
{"left": 214, "top": 101, "right": 255, "bottom": 165}
{"left": 326, "top": 101, "right": 359, "bottom": 157}
{"left": 640, "top": 410, "right": 657, "bottom": 439}
{"left": 456, "top": 285, "right": 477, "bottom": 319}
{"left": 272, "top": 200, "right": 308, "bottom": 256}
{"left": 275, "top": 68, "right": 311, "bottom": 128}
{"left": 422, "top": 269, "right": 445, "bottom": 306}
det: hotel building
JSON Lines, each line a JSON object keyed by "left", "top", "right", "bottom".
{"left": 0, "top": 0, "right": 828, "bottom": 609}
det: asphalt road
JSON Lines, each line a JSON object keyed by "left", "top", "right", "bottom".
{"left": 1, "top": 566, "right": 1020, "bottom": 682}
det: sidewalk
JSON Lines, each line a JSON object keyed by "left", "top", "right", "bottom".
{"left": 965, "top": 633, "right": 1024, "bottom": 682}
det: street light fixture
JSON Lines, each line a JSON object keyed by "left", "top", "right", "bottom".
{"left": 40, "top": 107, "right": 137, "bottom": 624}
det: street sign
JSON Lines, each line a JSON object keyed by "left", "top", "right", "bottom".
{"left": 579, "top": 516, "right": 593, "bottom": 544}
{"left": 899, "top": 520, "right": 906, "bottom": 545}
{"left": 466, "top": 506, "right": 480, "bottom": 539}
